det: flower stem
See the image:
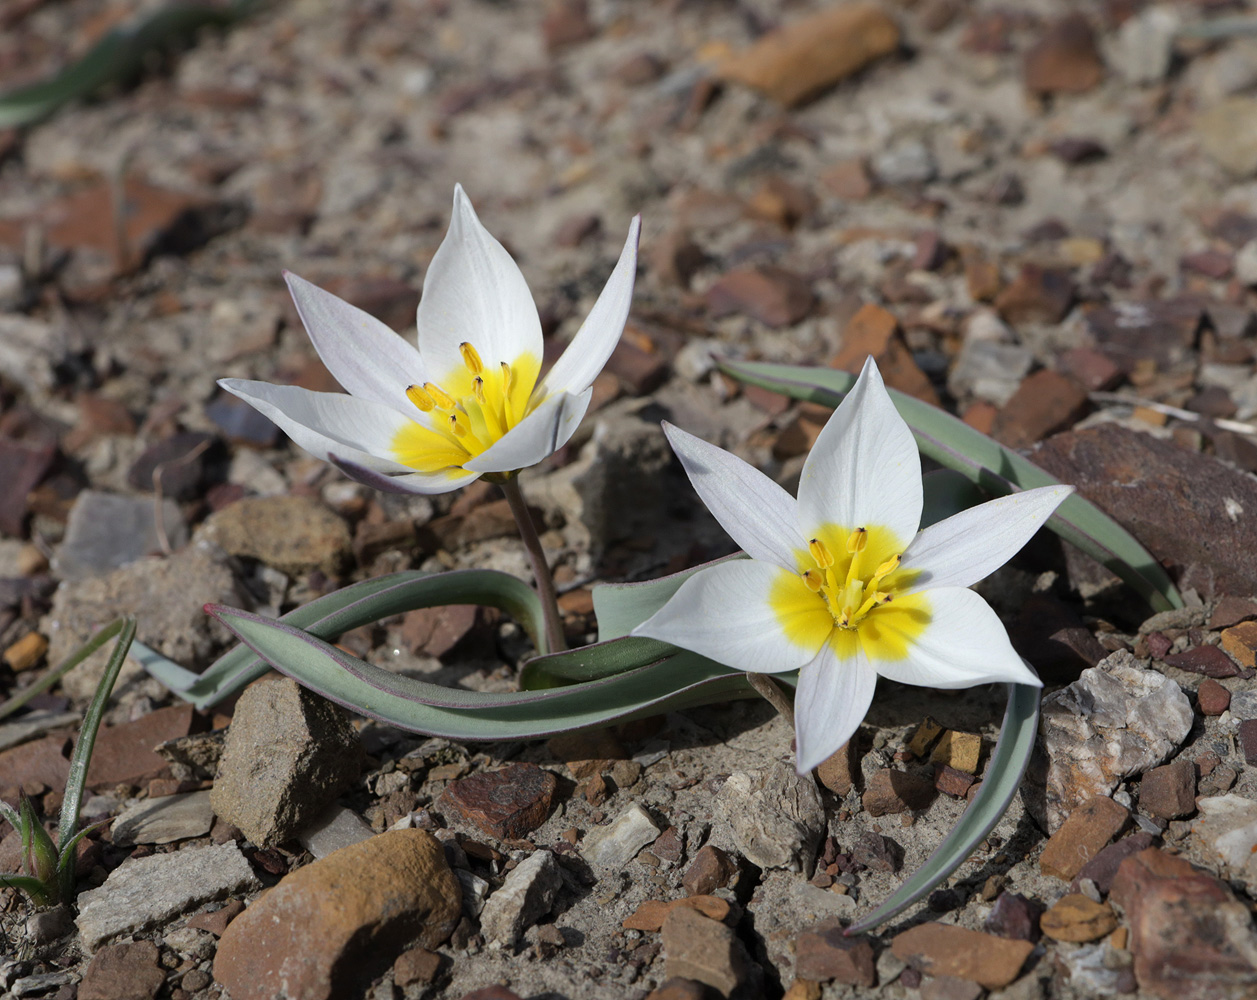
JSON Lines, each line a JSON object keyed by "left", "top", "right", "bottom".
{"left": 499, "top": 474, "right": 567, "bottom": 654}
{"left": 745, "top": 673, "right": 795, "bottom": 729}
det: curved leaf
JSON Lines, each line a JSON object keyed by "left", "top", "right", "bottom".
{"left": 207, "top": 604, "right": 794, "bottom": 739}
{"left": 846, "top": 681, "right": 1042, "bottom": 933}
{"left": 519, "top": 635, "right": 675, "bottom": 689}
{"left": 719, "top": 359, "right": 1181, "bottom": 613}
{"left": 592, "top": 554, "right": 746, "bottom": 642}
{"left": 138, "top": 569, "right": 545, "bottom": 709}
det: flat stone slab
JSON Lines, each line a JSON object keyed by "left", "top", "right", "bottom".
{"left": 111, "top": 790, "right": 214, "bottom": 846}
{"left": 76, "top": 842, "right": 260, "bottom": 950}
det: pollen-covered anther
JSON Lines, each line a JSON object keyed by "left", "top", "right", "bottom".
{"left": 425, "top": 382, "right": 456, "bottom": 410}
{"left": 802, "top": 570, "right": 823, "bottom": 592}
{"left": 808, "top": 538, "right": 834, "bottom": 569}
{"left": 473, "top": 376, "right": 487, "bottom": 404}
{"left": 459, "top": 341, "right": 484, "bottom": 375}
{"left": 406, "top": 384, "right": 435, "bottom": 411}
{"left": 846, "top": 527, "right": 868, "bottom": 553}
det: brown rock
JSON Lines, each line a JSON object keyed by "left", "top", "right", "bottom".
{"left": 649, "top": 229, "right": 708, "bottom": 289}
{"left": 862, "top": 768, "right": 935, "bottom": 816}
{"left": 1070, "top": 831, "right": 1155, "bottom": 895}
{"left": 607, "top": 337, "right": 671, "bottom": 396}
{"left": 1198, "top": 678, "right": 1232, "bottom": 716}
{"left": 1111, "top": 848, "right": 1257, "bottom": 1000}
{"left": 934, "top": 764, "right": 975, "bottom": 798}
{"left": 747, "top": 177, "right": 817, "bottom": 229}
{"left": 1060, "top": 346, "right": 1123, "bottom": 392}
{"left": 1032, "top": 424, "right": 1257, "bottom": 598}
{"left": 1082, "top": 299, "right": 1202, "bottom": 374}
{"left": 891, "top": 923, "right": 1034, "bottom": 989}
{"left": 795, "top": 918, "right": 875, "bottom": 986}
{"left": 0, "top": 734, "right": 70, "bottom": 792}
{"left": 548, "top": 730, "right": 628, "bottom": 780}
{"left": 816, "top": 738, "right": 857, "bottom": 796}
{"left": 718, "top": 3, "right": 900, "bottom": 107}
{"left": 1023, "top": 14, "right": 1104, "bottom": 95}
{"left": 438, "top": 763, "right": 557, "bottom": 840}
{"left": 661, "top": 905, "right": 752, "bottom": 996}
{"left": 644, "top": 979, "right": 708, "bottom": 1000}
{"left": 199, "top": 495, "right": 351, "bottom": 576}
{"left": 1210, "top": 596, "right": 1257, "bottom": 630}
{"left": 920, "top": 977, "right": 983, "bottom": 1000}
{"left": 1040, "top": 894, "right": 1119, "bottom": 942}
{"left": 995, "top": 264, "right": 1075, "bottom": 326}
{"left": 457, "top": 987, "right": 522, "bottom": 1000}
{"left": 79, "top": 940, "right": 165, "bottom": 1000}
{"left": 829, "top": 303, "right": 939, "bottom": 405}
{"left": 400, "top": 604, "right": 496, "bottom": 659}
{"left": 992, "top": 370, "right": 1089, "bottom": 450}
{"left": 422, "top": 498, "right": 520, "bottom": 550}
{"left": 1010, "top": 593, "right": 1110, "bottom": 682}
{"left": 706, "top": 266, "right": 815, "bottom": 327}
{"left": 215, "top": 830, "right": 461, "bottom": 1000}
{"left": 984, "top": 892, "right": 1043, "bottom": 941}
{"left": 1220, "top": 621, "right": 1257, "bottom": 669}
{"left": 821, "top": 159, "right": 874, "bottom": 200}
{"left": 3, "top": 630, "right": 47, "bottom": 672}
{"left": 542, "top": 0, "right": 595, "bottom": 51}
{"left": 623, "top": 895, "right": 732, "bottom": 932}
{"left": 961, "top": 246, "right": 1002, "bottom": 302}
{"left": 1039, "top": 796, "right": 1129, "bottom": 880}
{"left": 0, "top": 436, "right": 55, "bottom": 536}
{"left": 1163, "top": 644, "right": 1242, "bottom": 679}
{"left": 907, "top": 717, "right": 945, "bottom": 758}
{"left": 1140, "top": 760, "right": 1196, "bottom": 820}
{"left": 682, "top": 844, "right": 738, "bottom": 896}
{"left": 186, "top": 898, "right": 246, "bottom": 936}
{"left": 772, "top": 405, "right": 829, "bottom": 461}
{"left": 86, "top": 703, "right": 196, "bottom": 790}
{"left": 393, "top": 947, "right": 443, "bottom": 987}
{"left": 1239, "top": 720, "right": 1257, "bottom": 765}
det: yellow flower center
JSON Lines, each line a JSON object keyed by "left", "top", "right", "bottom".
{"left": 390, "top": 342, "right": 541, "bottom": 475}
{"left": 769, "top": 523, "right": 930, "bottom": 661}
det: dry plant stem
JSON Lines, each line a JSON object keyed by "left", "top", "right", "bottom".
{"left": 499, "top": 474, "right": 567, "bottom": 654}
{"left": 745, "top": 672, "right": 796, "bottom": 729}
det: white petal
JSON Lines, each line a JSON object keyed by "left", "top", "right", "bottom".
{"left": 872, "top": 587, "right": 1042, "bottom": 689}
{"left": 537, "top": 215, "right": 641, "bottom": 396}
{"left": 415, "top": 185, "right": 543, "bottom": 382}
{"left": 797, "top": 357, "right": 922, "bottom": 544}
{"left": 793, "top": 645, "right": 878, "bottom": 774}
{"left": 463, "top": 388, "right": 591, "bottom": 473}
{"left": 900, "top": 485, "right": 1074, "bottom": 593}
{"left": 662, "top": 423, "right": 801, "bottom": 572}
{"left": 219, "top": 378, "right": 414, "bottom": 473}
{"left": 329, "top": 454, "right": 481, "bottom": 496}
{"left": 285, "top": 272, "right": 425, "bottom": 411}
{"left": 632, "top": 560, "right": 822, "bottom": 674}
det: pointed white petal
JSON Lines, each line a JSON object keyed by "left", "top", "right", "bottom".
{"left": 329, "top": 454, "right": 480, "bottom": 496}
{"left": 797, "top": 357, "right": 922, "bottom": 545}
{"left": 872, "top": 587, "right": 1042, "bottom": 689}
{"left": 537, "top": 215, "right": 641, "bottom": 396}
{"left": 284, "top": 272, "right": 425, "bottom": 411}
{"left": 416, "top": 185, "right": 543, "bottom": 382}
{"left": 793, "top": 645, "right": 878, "bottom": 774}
{"left": 663, "top": 423, "right": 801, "bottom": 572}
{"left": 219, "top": 378, "right": 413, "bottom": 474}
{"left": 900, "top": 485, "right": 1074, "bottom": 593}
{"left": 463, "top": 389, "right": 591, "bottom": 473}
{"left": 632, "top": 560, "right": 823, "bottom": 674}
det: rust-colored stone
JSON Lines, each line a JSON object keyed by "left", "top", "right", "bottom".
{"left": 816, "top": 738, "right": 857, "bottom": 797}
{"left": 891, "top": 923, "right": 1033, "bottom": 989}
{"left": 1139, "top": 760, "right": 1196, "bottom": 820}
{"left": 682, "top": 844, "right": 738, "bottom": 896}
{"left": 1198, "top": 678, "right": 1232, "bottom": 716}
{"left": 706, "top": 266, "right": 815, "bottom": 327}
{"left": 1163, "top": 644, "right": 1242, "bottom": 678}
{"left": 862, "top": 768, "right": 935, "bottom": 816}
{"left": 1220, "top": 621, "right": 1257, "bottom": 669}
{"left": 1023, "top": 14, "right": 1104, "bottom": 95}
{"left": 829, "top": 303, "right": 939, "bottom": 405}
{"left": 992, "top": 369, "right": 1090, "bottom": 450}
{"left": 995, "top": 264, "right": 1075, "bottom": 326}
{"left": 623, "top": 895, "right": 731, "bottom": 932}
{"left": 795, "top": 918, "right": 876, "bottom": 986}
{"left": 1039, "top": 796, "right": 1129, "bottom": 880}
{"left": 438, "top": 763, "right": 557, "bottom": 840}
{"left": 1040, "top": 894, "right": 1118, "bottom": 942}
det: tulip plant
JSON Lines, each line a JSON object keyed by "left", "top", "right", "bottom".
{"left": 136, "top": 187, "right": 1180, "bottom": 930}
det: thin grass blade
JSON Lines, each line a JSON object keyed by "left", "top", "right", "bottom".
{"left": 0, "top": 616, "right": 132, "bottom": 722}
{"left": 719, "top": 359, "right": 1181, "bottom": 612}
{"left": 845, "top": 681, "right": 1042, "bottom": 933}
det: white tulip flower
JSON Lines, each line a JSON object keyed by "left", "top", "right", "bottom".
{"left": 634, "top": 357, "right": 1072, "bottom": 774}
{"left": 220, "top": 185, "right": 640, "bottom": 494}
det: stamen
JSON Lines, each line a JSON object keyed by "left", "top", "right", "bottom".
{"left": 449, "top": 413, "right": 467, "bottom": 438}
{"left": 425, "top": 382, "right": 456, "bottom": 410}
{"left": 405, "top": 384, "right": 435, "bottom": 411}
{"left": 809, "top": 538, "right": 834, "bottom": 569}
{"left": 460, "top": 342, "right": 484, "bottom": 375}
{"left": 845, "top": 527, "right": 867, "bottom": 553}
{"left": 473, "top": 376, "right": 487, "bottom": 404}
{"left": 801, "top": 570, "right": 823, "bottom": 593}
{"left": 854, "top": 591, "right": 889, "bottom": 619}
{"left": 500, "top": 362, "right": 515, "bottom": 424}
{"left": 873, "top": 554, "right": 900, "bottom": 579}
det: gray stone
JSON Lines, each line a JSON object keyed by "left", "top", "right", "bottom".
{"left": 76, "top": 841, "right": 260, "bottom": 950}
{"left": 53, "top": 490, "right": 187, "bottom": 581}
{"left": 1027, "top": 651, "right": 1193, "bottom": 830}
{"left": 12, "top": 971, "right": 74, "bottom": 997}
{"left": 0, "top": 314, "right": 66, "bottom": 390}
{"left": 714, "top": 762, "right": 825, "bottom": 872}
{"left": 1108, "top": 6, "right": 1180, "bottom": 85}
{"left": 164, "top": 925, "right": 217, "bottom": 961}
{"left": 210, "top": 677, "right": 363, "bottom": 846}
{"left": 1194, "top": 794, "right": 1257, "bottom": 890}
{"left": 43, "top": 539, "right": 249, "bottom": 701}
{"left": 1199, "top": 98, "right": 1257, "bottom": 178}
{"left": 873, "top": 138, "right": 937, "bottom": 185}
{"left": 948, "top": 340, "right": 1034, "bottom": 406}
{"left": 480, "top": 850, "right": 564, "bottom": 947}
{"left": 1234, "top": 240, "right": 1257, "bottom": 288}
{"left": 24, "top": 905, "right": 73, "bottom": 945}
{"left": 582, "top": 803, "right": 661, "bottom": 868}
{"left": 111, "top": 790, "right": 215, "bottom": 846}
{"left": 1228, "top": 690, "right": 1257, "bottom": 720}
{"left": 1053, "top": 942, "right": 1133, "bottom": 996}
{"left": 455, "top": 868, "right": 490, "bottom": 918}
{"left": 0, "top": 710, "right": 80, "bottom": 752}
{"left": 298, "top": 804, "right": 376, "bottom": 859}
{"left": 154, "top": 729, "right": 226, "bottom": 782}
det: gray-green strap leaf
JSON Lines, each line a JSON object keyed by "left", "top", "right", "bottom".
{"left": 719, "top": 359, "right": 1181, "bottom": 613}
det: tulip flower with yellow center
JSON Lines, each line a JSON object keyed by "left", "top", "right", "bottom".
{"left": 634, "top": 358, "right": 1072, "bottom": 774}
{"left": 219, "top": 185, "right": 640, "bottom": 494}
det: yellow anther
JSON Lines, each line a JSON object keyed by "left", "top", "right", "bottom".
{"left": 854, "top": 591, "right": 889, "bottom": 620}
{"left": 405, "top": 384, "right": 435, "bottom": 411}
{"left": 425, "top": 382, "right": 456, "bottom": 410}
{"left": 473, "top": 376, "right": 487, "bottom": 404}
{"left": 801, "top": 570, "right": 823, "bottom": 593}
{"left": 809, "top": 538, "right": 834, "bottom": 569}
{"left": 846, "top": 527, "right": 868, "bottom": 553}
{"left": 500, "top": 361, "right": 513, "bottom": 393}
{"left": 459, "top": 342, "right": 484, "bottom": 375}
{"left": 449, "top": 413, "right": 467, "bottom": 438}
